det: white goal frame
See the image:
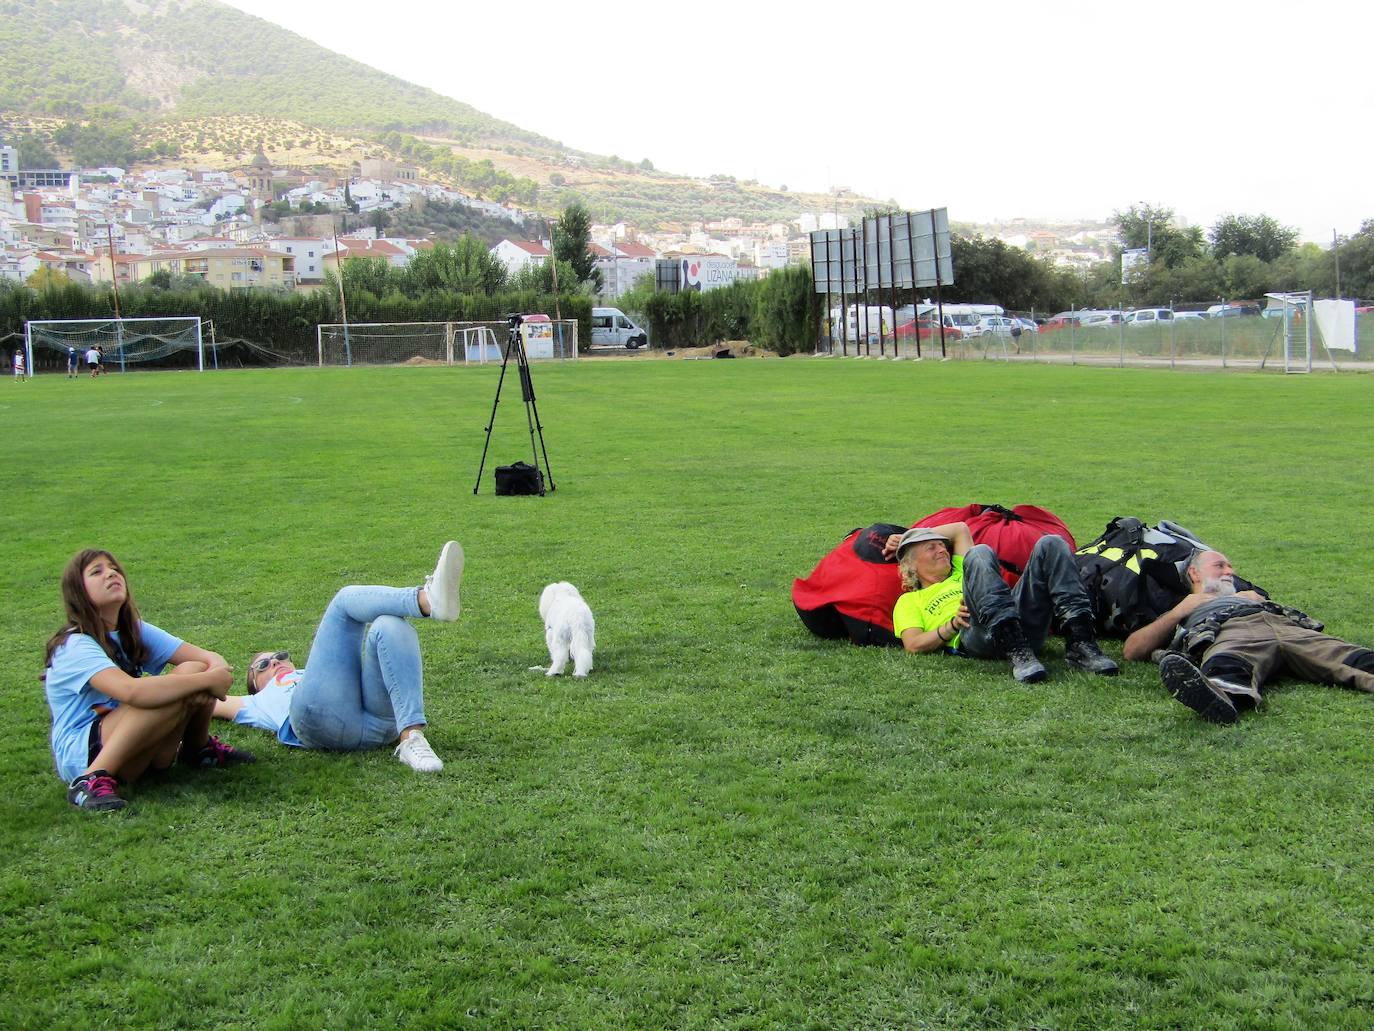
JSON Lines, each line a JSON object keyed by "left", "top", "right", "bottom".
{"left": 315, "top": 320, "right": 580, "bottom": 367}
{"left": 23, "top": 316, "right": 205, "bottom": 376}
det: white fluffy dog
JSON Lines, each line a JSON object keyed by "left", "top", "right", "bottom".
{"left": 539, "top": 581, "right": 595, "bottom": 677}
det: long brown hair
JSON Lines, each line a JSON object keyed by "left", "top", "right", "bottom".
{"left": 43, "top": 549, "right": 147, "bottom": 672}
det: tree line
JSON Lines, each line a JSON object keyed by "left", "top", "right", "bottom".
{"left": 941, "top": 205, "right": 1368, "bottom": 314}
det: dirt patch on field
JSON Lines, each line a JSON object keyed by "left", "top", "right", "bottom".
{"left": 661, "top": 341, "right": 778, "bottom": 359}
{"left": 402, "top": 356, "right": 447, "bottom": 366}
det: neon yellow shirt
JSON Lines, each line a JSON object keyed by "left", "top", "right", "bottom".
{"left": 893, "top": 555, "right": 964, "bottom": 648}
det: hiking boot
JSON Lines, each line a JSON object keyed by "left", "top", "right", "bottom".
{"left": 395, "top": 730, "right": 443, "bottom": 772}
{"left": 1065, "top": 638, "right": 1121, "bottom": 675}
{"left": 424, "top": 541, "right": 464, "bottom": 622}
{"left": 67, "top": 770, "right": 127, "bottom": 812}
{"left": 991, "top": 619, "right": 1047, "bottom": 683}
{"left": 1061, "top": 616, "right": 1120, "bottom": 676}
{"left": 182, "top": 735, "right": 256, "bottom": 769}
{"left": 1160, "top": 653, "right": 1238, "bottom": 724}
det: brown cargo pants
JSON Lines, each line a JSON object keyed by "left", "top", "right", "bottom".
{"left": 1200, "top": 611, "right": 1374, "bottom": 700}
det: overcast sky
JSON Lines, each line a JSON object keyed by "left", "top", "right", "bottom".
{"left": 221, "top": 0, "right": 1369, "bottom": 243}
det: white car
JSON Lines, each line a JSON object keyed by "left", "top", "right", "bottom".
{"left": 1173, "top": 310, "right": 1209, "bottom": 321}
{"left": 1123, "top": 308, "right": 1173, "bottom": 327}
{"left": 973, "top": 315, "right": 1020, "bottom": 338}
{"left": 1079, "top": 312, "right": 1120, "bottom": 329}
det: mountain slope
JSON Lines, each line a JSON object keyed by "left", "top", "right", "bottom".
{"left": 0, "top": 0, "right": 887, "bottom": 228}
{"left": 0, "top": 0, "right": 544, "bottom": 145}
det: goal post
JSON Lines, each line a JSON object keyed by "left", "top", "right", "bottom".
{"left": 23, "top": 316, "right": 204, "bottom": 375}
{"left": 315, "top": 320, "right": 580, "bottom": 367}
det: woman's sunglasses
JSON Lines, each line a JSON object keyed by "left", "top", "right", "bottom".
{"left": 246, "top": 651, "right": 289, "bottom": 693}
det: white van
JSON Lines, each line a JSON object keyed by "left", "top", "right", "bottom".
{"left": 591, "top": 307, "right": 649, "bottom": 349}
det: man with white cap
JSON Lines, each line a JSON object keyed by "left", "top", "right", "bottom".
{"left": 886, "top": 521, "right": 1119, "bottom": 682}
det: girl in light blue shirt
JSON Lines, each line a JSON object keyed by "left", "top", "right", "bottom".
{"left": 43, "top": 549, "right": 254, "bottom": 812}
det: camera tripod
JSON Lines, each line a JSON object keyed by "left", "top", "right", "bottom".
{"left": 473, "top": 314, "right": 556, "bottom": 494}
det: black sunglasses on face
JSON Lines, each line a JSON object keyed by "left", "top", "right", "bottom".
{"left": 246, "top": 651, "right": 289, "bottom": 694}
{"left": 251, "top": 651, "right": 290, "bottom": 674}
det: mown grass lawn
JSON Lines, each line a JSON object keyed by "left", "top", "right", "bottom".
{"left": 2, "top": 358, "right": 1373, "bottom": 1029}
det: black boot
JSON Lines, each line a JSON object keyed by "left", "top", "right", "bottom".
{"left": 1062, "top": 616, "right": 1120, "bottom": 676}
{"left": 991, "top": 619, "right": 1047, "bottom": 683}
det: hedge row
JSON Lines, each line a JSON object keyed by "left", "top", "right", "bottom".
{"left": 0, "top": 280, "right": 591, "bottom": 366}
{"left": 638, "top": 266, "right": 817, "bottom": 355}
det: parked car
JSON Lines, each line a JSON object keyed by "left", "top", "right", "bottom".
{"left": 1079, "top": 312, "right": 1120, "bottom": 329}
{"left": 1212, "top": 304, "right": 1262, "bottom": 319}
{"left": 1123, "top": 308, "right": 1173, "bottom": 327}
{"left": 895, "top": 317, "right": 962, "bottom": 341}
{"left": 1013, "top": 317, "right": 1040, "bottom": 335}
{"left": 1173, "top": 310, "right": 1209, "bottom": 321}
{"left": 1041, "top": 313, "right": 1080, "bottom": 331}
{"left": 972, "top": 315, "right": 1021, "bottom": 338}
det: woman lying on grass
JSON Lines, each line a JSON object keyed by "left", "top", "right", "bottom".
{"left": 212, "top": 541, "right": 463, "bottom": 774}
{"left": 43, "top": 549, "right": 254, "bottom": 813}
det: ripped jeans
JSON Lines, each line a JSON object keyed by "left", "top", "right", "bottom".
{"left": 288, "top": 586, "right": 428, "bottom": 751}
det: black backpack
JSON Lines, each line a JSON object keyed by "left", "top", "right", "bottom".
{"left": 1074, "top": 517, "right": 1266, "bottom": 637}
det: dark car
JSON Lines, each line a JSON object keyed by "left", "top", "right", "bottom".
{"left": 1212, "top": 304, "right": 1261, "bottom": 318}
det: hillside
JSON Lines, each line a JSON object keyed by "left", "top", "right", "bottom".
{"left": 0, "top": 0, "right": 887, "bottom": 229}
{"left": 0, "top": 0, "right": 548, "bottom": 144}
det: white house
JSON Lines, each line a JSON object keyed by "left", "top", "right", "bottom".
{"left": 270, "top": 237, "right": 331, "bottom": 283}
{"left": 490, "top": 238, "right": 549, "bottom": 276}
{"left": 594, "top": 240, "right": 657, "bottom": 300}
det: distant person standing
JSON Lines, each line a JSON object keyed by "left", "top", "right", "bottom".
{"left": 95, "top": 345, "right": 106, "bottom": 376}
{"left": 85, "top": 345, "right": 99, "bottom": 378}
{"left": 13, "top": 349, "right": 25, "bottom": 382}
{"left": 67, "top": 346, "right": 78, "bottom": 378}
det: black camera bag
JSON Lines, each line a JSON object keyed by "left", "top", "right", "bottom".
{"left": 495, "top": 461, "right": 544, "bottom": 496}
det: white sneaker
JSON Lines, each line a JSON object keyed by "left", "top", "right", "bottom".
{"left": 423, "top": 541, "right": 463, "bottom": 622}
{"left": 395, "top": 730, "right": 443, "bottom": 772}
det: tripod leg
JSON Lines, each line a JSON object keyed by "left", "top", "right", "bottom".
{"left": 473, "top": 337, "right": 516, "bottom": 494}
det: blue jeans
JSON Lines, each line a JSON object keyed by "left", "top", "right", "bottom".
{"left": 958, "top": 537, "right": 1091, "bottom": 658}
{"left": 289, "top": 586, "right": 427, "bottom": 751}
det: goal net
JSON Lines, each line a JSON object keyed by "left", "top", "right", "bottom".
{"left": 24, "top": 317, "right": 205, "bottom": 374}
{"left": 316, "top": 320, "right": 580, "bottom": 366}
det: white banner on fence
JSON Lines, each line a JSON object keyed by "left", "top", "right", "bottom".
{"left": 1313, "top": 298, "right": 1356, "bottom": 352}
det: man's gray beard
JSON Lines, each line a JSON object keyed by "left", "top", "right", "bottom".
{"left": 1203, "top": 576, "right": 1238, "bottom": 596}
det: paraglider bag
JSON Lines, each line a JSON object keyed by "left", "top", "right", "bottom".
{"left": 495, "top": 461, "right": 544, "bottom": 496}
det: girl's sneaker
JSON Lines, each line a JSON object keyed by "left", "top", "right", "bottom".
{"left": 67, "top": 770, "right": 127, "bottom": 811}
{"left": 424, "top": 541, "right": 463, "bottom": 622}
{"left": 395, "top": 730, "right": 443, "bottom": 772}
{"left": 182, "top": 735, "right": 256, "bottom": 768}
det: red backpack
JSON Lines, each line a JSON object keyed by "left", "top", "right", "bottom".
{"left": 912, "top": 504, "right": 1075, "bottom": 588}
{"left": 792, "top": 504, "right": 1076, "bottom": 647}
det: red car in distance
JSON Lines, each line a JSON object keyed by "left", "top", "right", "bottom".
{"left": 895, "top": 318, "right": 962, "bottom": 341}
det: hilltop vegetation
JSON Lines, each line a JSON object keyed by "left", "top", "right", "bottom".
{"left": 0, "top": 0, "right": 884, "bottom": 227}
{"left": 0, "top": 0, "right": 544, "bottom": 144}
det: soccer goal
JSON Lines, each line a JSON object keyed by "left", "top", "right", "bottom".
{"left": 315, "top": 320, "right": 580, "bottom": 367}
{"left": 24, "top": 316, "right": 205, "bottom": 375}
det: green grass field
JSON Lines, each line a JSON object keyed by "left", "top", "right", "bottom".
{"left": 3, "top": 358, "right": 1374, "bottom": 1029}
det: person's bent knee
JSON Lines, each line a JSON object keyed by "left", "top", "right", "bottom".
{"left": 1032, "top": 535, "right": 1071, "bottom": 558}
{"left": 368, "top": 613, "right": 417, "bottom": 647}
